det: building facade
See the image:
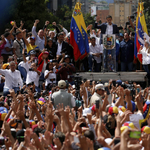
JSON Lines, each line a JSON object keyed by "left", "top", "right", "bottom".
{"left": 47, "top": 0, "right": 72, "bottom": 12}
{"left": 109, "top": 0, "right": 133, "bottom": 26}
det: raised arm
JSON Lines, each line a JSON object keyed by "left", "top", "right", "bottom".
{"left": 32, "top": 19, "right": 40, "bottom": 38}
{"left": 59, "top": 24, "right": 68, "bottom": 36}
{"left": 128, "top": 16, "right": 135, "bottom": 30}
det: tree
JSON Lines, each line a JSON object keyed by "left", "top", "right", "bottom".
{"left": 0, "top": 0, "right": 50, "bottom": 34}
{"left": 144, "top": 0, "right": 150, "bottom": 33}
{"left": 0, "top": 1, "right": 95, "bottom": 36}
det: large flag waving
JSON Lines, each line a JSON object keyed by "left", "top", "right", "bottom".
{"left": 136, "top": 2, "right": 148, "bottom": 63}
{"left": 70, "top": 2, "right": 89, "bottom": 61}
{"left": 134, "top": 3, "right": 140, "bottom": 61}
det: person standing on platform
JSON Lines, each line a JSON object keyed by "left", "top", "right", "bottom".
{"left": 95, "top": 15, "right": 119, "bottom": 36}
{"left": 138, "top": 40, "right": 150, "bottom": 85}
{"left": 119, "top": 32, "right": 134, "bottom": 71}
{"left": 88, "top": 36, "right": 103, "bottom": 72}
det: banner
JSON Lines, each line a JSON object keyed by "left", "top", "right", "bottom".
{"left": 91, "top": 6, "right": 96, "bottom": 16}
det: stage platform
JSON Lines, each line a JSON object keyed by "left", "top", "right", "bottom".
{"left": 77, "top": 72, "right": 147, "bottom": 82}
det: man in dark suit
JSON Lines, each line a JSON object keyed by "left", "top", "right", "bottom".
{"left": 95, "top": 15, "right": 119, "bottom": 35}
{"left": 95, "top": 15, "right": 119, "bottom": 72}
{"left": 54, "top": 32, "right": 72, "bottom": 62}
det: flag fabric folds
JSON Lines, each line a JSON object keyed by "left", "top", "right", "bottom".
{"left": 134, "top": 3, "right": 140, "bottom": 60}
{"left": 70, "top": 2, "right": 89, "bottom": 62}
{"left": 135, "top": 2, "right": 148, "bottom": 63}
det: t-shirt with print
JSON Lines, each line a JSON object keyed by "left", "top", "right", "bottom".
{"left": 13, "top": 39, "right": 25, "bottom": 57}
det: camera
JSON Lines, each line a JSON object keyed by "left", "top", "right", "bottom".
{"left": 50, "top": 78, "right": 55, "bottom": 82}
{"left": 74, "top": 73, "right": 82, "bottom": 91}
{"left": 118, "top": 26, "right": 123, "bottom": 30}
{"left": 126, "top": 22, "right": 130, "bottom": 26}
{"left": 130, "top": 15, "right": 135, "bottom": 19}
{"left": 29, "top": 68, "right": 33, "bottom": 71}
{"left": 17, "top": 57, "right": 23, "bottom": 63}
{"left": 34, "top": 92, "right": 41, "bottom": 99}
{"left": 121, "top": 82, "right": 135, "bottom": 99}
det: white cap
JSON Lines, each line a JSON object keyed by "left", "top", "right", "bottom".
{"left": 58, "top": 80, "right": 66, "bottom": 88}
{"left": 83, "top": 108, "right": 91, "bottom": 117}
{"left": 95, "top": 84, "right": 105, "bottom": 91}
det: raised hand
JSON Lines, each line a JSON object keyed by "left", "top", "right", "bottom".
{"left": 52, "top": 22, "right": 56, "bottom": 26}
{"left": 35, "top": 19, "right": 40, "bottom": 24}
{"left": 56, "top": 103, "right": 64, "bottom": 115}
{"left": 0, "top": 56, "right": 4, "bottom": 64}
{"left": 45, "top": 21, "right": 50, "bottom": 26}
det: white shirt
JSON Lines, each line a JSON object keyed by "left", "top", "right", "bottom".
{"left": 89, "top": 44, "right": 103, "bottom": 63}
{"left": 44, "top": 68, "right": 56, "bottom": 86}
{"left": 1, "top": 38, "right": 13, "bottom": 55}
{"left": 42, "top": 59, "right": 47, "bottom": 73}
{"left": 18, "top": 57, "right": 38, "bottom": 71}
{"left": 105, "top": 24, "right": 113, "bottom": 35}
{"left": 57, "top": 41, "right": 62, "bottom": 56}
{"left": 139, "top": 47, "right": 150, "bottom": 65}
{"left": 26, "top": 70, "right": 40, "bottom": 87}
{"left": 62, "top": 27, "right": 68, "bottom": 36}
{"left": 32, "top": 26, "right": 45, "bottom": 51}
{"left": 0, "top": 69, "right": 23, "bottom": 89}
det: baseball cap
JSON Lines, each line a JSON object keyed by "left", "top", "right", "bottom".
{"left": 2, "top": 63, "right": 9, "bottom": 69}
{"left": 58, "top": 80, "right": 66, "bottom": 88}
{"left": 30, "top": 50, "right": 36, "bottom": 55}
{"left": 116, "top": 80, "right": 122, "bottom": 86}
{"left": 43, "top": 51, "right": 49, "bottom": 55}
{"left": 64, "top": 55, "right": 70, "bottom": 59}
{"left": 119, "top": 33, "right": 123, "bottom": 37}
{"left": 30, "top": 36, "right": 35, "bottom": 40}
{"left": 95, "top": 84, "right": 105, "bottom": 90}
{"left": 141, "top": 126, "right": 150, "bottom": 134}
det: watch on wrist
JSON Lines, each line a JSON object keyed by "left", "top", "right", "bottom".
{"left": 21, "top": 144, "right": 27, "bottom": 149}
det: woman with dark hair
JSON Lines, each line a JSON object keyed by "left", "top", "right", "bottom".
{"left": 45, "top": 38, "right": 56, "bottom": 59}
{"left": 44, "top": 61, "right": 56, "bottom": 90}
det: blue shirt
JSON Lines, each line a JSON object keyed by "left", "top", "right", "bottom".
{"left": 120, "top": 39, "right": 134, "bottom": 63}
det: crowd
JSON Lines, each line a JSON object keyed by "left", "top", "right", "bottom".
{"left": 0, "top": 15, "right": 150, "bottom": 150}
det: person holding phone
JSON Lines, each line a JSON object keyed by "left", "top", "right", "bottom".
{"left": 26, "top": 62, "right": 41, "bottom": 92}
{"left": 44, "top": 61, "right": 56, "bottom": 90}
{"left": 90, "top": 83, "right": 105, "bottom": 106}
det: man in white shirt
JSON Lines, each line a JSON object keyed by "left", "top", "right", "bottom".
{"left": 26, "top": 62, "right": 41, "bottom": 92}
{"left": 55, "top": 32, "right": 69, "bottom": 61}
{"left": 0, "top": 61, "right": 23, "bottom": 96}
{"left": 95, "top": 15, "right": 119, "bottom": 44}
{"left": 32, "top": 19, "right": 45, "bottom": 51}
{"left": 88, "top": 36, "right": 103, "bottom": 72}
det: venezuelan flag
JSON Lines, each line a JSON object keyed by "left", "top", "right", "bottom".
{"left": 134, "top": 3, "right": 140, "bottom": 61}
{"left": 70, "top": 2, "right": 89, "bottom": 61}
{"left": 136, "top": 2, "right": 148, "bottom": 63}
{"left": 143, "top": 101, "right": 150, "bottom": 121}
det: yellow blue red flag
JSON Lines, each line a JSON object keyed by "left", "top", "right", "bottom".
{"left": 70, "top": 2, "right": 89, "bottom": 61}
{"left": 136, "top": 2, "right": 148, "bottom": 63}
